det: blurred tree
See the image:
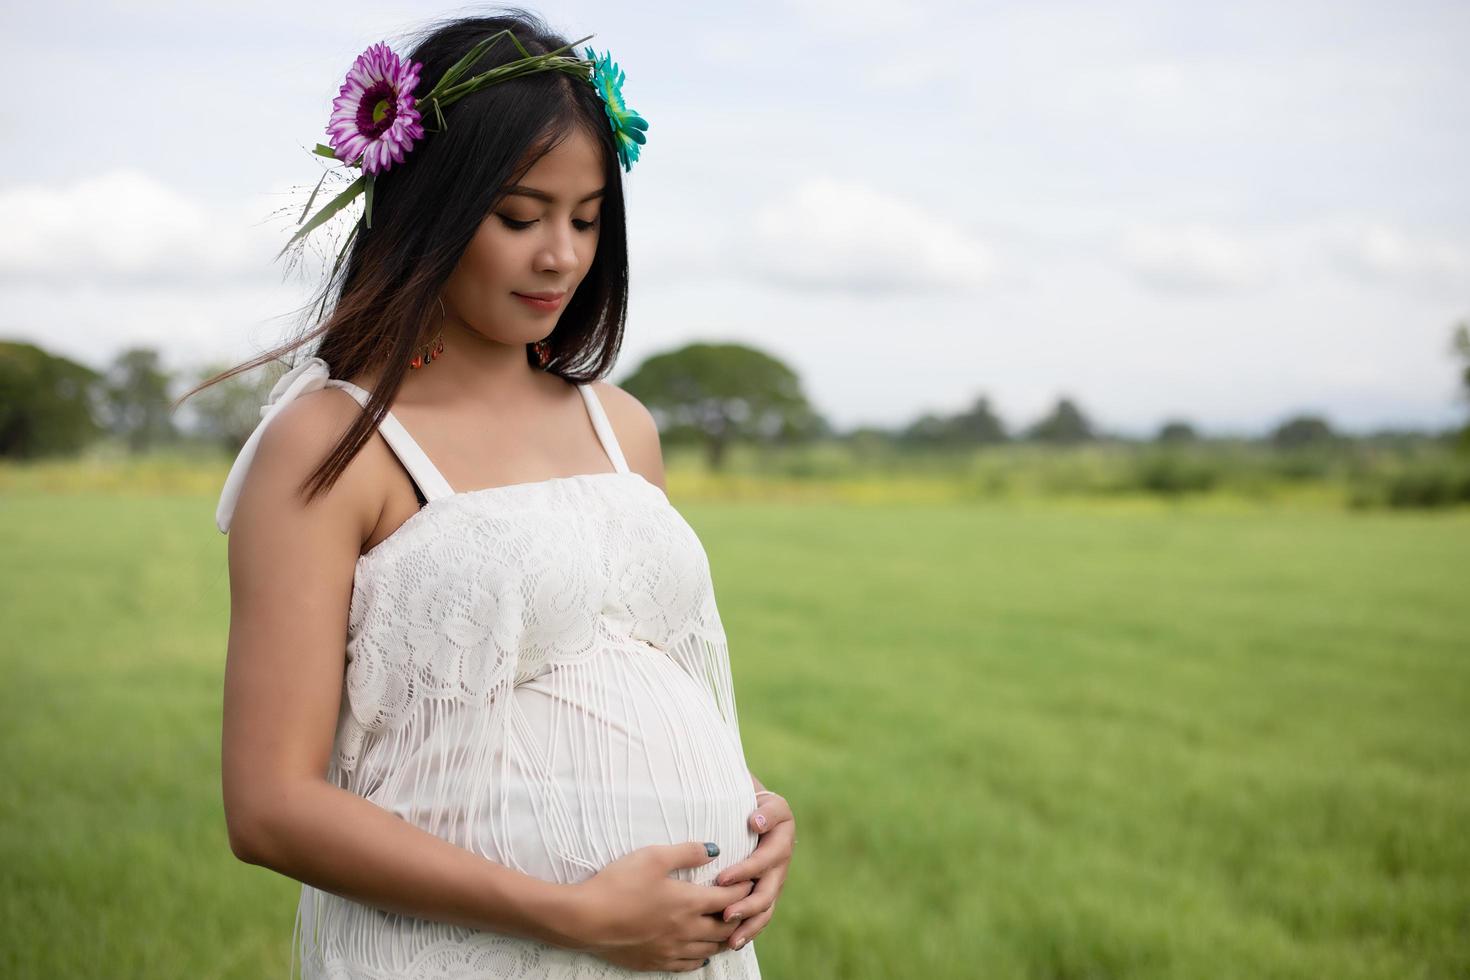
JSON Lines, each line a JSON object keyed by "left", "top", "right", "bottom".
{"left": 1270, "top": 414, "right": 1335, "bottom": 449}
{"left": 843, "top": 426, "right": 891, "bottom": 461}
{"left": 184, "top": 361, "right": 283, "bottom": 452}
{"left": 616, "top": 342, "right": 820, "bottom": 470}
{"left": 899, "top": 412, "right": 950, "bottom": 447}
{"left": 1025, "top": 396, "right": 1094, "bottom": 444}
{"left": 950, "top": 394, "right": 1008, "bottom": 444}
{"left": 1452, "top": 319, "right": 1470, "bottom": 451}
{"left": 1453, "top": 320, "right": 1470, "bottom": 394}
{"left": 900, "top": 393, "right": 1007, "bottom": 447}
{"left": 844, "top": 425, "right": 891, "bottom": 443}
{"left": 100, "top": 346, "right": 179, "bottom": 453}
{"left": 0, "top": 340, "right": 105, "bottom": 458}
{"left": 1157, "top": 419, "right": 1198, "bottom": 443}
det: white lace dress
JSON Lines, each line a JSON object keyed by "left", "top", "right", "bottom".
{"left": 216, "top": 358, "right": 762, "bottom": 979}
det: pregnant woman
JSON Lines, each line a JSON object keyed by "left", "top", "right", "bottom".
{"left": 202, "top": 10, "right": 795, "bottom": 977}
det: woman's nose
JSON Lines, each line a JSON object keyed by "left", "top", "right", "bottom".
{"left": 536, "top": 224, "right": 578, "bottom": 272}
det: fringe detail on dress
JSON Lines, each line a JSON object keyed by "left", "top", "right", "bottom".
{"left": 288, "top": 477, "right": 761, "bottom": 979}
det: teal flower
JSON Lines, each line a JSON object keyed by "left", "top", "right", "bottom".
{"left": 583, "top": 47, "right": 648, "bottom": 172}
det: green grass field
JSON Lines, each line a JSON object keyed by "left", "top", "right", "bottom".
{"left": 2, "top": 489, "right": 1467, "bottom": 978}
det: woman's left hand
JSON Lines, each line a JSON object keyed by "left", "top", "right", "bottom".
{"left": 712, "top": 790, "right": 796, "bottom": 951}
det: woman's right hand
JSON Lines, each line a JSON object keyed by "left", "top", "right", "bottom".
{"left": 567, "top": 841, "right": 756, "bottom": 972}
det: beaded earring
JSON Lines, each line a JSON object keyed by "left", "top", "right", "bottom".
{"left": 531, "top": 338, "right": 551, "bottom": 368}
{"left": 410, "top": 297, "right": 448, "bottom": 369}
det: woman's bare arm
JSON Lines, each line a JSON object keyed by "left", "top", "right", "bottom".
{"left": 219, "top": 385, "right": 750, "bottom": 972}
{"left": 219, "top": 388, "right": 583, "bottom": 948}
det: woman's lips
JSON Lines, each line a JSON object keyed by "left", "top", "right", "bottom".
{"left": 513, "top": 291, "right": 565, "bottom": 312}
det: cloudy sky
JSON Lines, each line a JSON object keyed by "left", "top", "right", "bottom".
{"left": 3, "top": 0, "right": 1468, "bottom": 436}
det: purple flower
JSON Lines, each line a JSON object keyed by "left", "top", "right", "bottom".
{"left": 326, "top": 43, "right": 426, "bottom": 175}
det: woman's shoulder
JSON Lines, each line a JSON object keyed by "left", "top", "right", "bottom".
{"left": 583, "top": 379, "right": 651, "bottom": 427}
{"left": 585, "top": 381, "right": 665, "bottom": 489}
{"left": 241, "top": 386, "right": 388, "bottom": 534}
{"left": 257, "top": 385, "right": 370, "bottom": 461}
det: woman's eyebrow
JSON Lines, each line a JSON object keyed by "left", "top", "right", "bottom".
{"left": 505, "top": 185, "right": 606, "bottom": 203}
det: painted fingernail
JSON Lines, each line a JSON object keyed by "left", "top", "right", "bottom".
{"left": 733, "top": 937, "right": 746, "bottom": 949}
{"left": 753, "top": 814, "right": 768, "bottom": 831}
{"left": 704, "top": 842, "right": 720, "bottom": 857}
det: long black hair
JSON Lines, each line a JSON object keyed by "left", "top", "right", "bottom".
{"left": 178, "top": 5, "right": 629, "bottom": 505}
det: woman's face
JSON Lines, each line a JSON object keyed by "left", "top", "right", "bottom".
{"left": 442, "top": 125, "right": 605, "bottom": 346}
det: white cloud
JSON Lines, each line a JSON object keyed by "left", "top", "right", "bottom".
{"left": 787, "top": 0, "right": 941, "bottom": 36}
{"left": 739, "top": 177, "right": 998, "bottom": 294}
{"left": 1115, "top": 218, "right": 1470, "bottom": 299}
{"left": 1325, "top": 221, "right": 1470, "bottom": 291}
{"left": 3, "top": 276, "right": 318, "bottom": 382}
{"left": 1120, "top": 223, "right": 1270, "bottom": 294}
{"left": 0, "top": 171, "right": 290, "bottom": 288}
{"left": 3, "top": 0, "right": 1468, "bottom": 435}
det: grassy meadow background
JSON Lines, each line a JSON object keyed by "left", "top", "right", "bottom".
{"left": 2, "top": 448, "right": 1468, "bottom": 978}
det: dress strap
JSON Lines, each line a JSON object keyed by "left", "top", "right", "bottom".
{"left": 577, "top": 384, "right": 630, "bottom": 473}
{"left": 216, "top": 356, "right": 331, "bottom": 533}
{"left": 213, "top": 356, "right": 459, "bottom": 534}
{"left": 325, "top": 380, "right": 456, "bottom": 501}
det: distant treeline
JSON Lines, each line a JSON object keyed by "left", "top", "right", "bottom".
{"left": 4, "top": 335, "right": 1469, "bottom": 509}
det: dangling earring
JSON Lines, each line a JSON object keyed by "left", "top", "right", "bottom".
{"left": 410, "top": 296, "right": 448, "bottom": 369}
{"left": 531, "top": 338, "right": 551, "bottom": 368}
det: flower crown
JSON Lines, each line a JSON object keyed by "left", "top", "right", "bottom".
{"left": 278, "top": 29, "right": 647, "bottom": 271}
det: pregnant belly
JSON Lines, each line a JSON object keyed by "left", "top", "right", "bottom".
{"left": 484, "top": 643, "right": 759, "bottom": 886}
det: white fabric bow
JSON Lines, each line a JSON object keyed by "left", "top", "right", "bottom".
{"left": 215, "top": 356, "right": 333, "bottom": 534}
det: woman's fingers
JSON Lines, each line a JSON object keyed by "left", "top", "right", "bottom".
{"left": 692, "top": 908, "right": 743, "bottom": 943}
{"left": 668, "top": 939, "right": 724, "bottom": 972}
{"left": 708, "top": 789, "right": 796, "bottom": 947}
{"left": 720, "top": 861, "right": 786, "bottom": 923}
{"left": 680, "top": 939, "right": 725, "bottom": 958}
{"left": 692, "top": 877, "right": 754, "bottom": 915}
{"left": 714, "top": 846, "right": 776, "bottom": 887}
{"left": 726, "top": 906, "right": 775, "bottom": 950}
{"left": 715, "top": 818, "right": 795, "bottom": 887}
{"left": 745, "top": 793, "right": 793, "bottom": 834}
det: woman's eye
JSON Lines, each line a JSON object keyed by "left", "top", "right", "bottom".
{"left": 496, "top": 214, "right": 600, "bottom": 232}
